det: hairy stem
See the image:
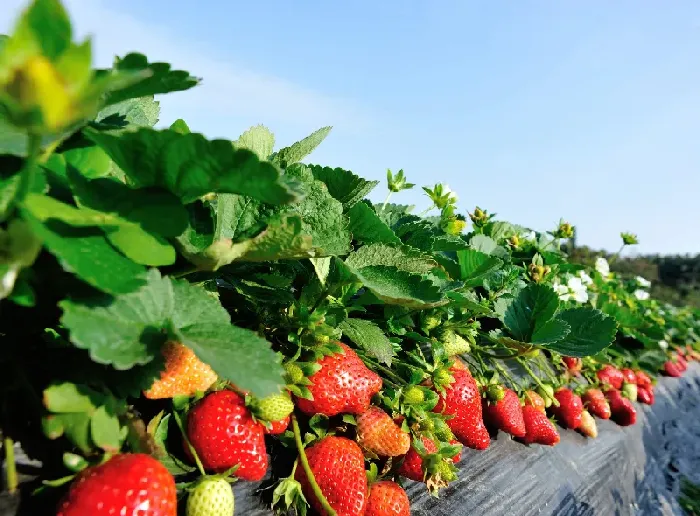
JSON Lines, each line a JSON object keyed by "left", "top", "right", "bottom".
{"left": 172, "top": 411, "right": 205, "bottom": 477}
{"left": 381, "top": 192, "right": 392, "bottom": 211}
{"left": 4, "top": 133, "right": 41, "bottom": 222}
{"left": 291, "top": 415, "right": 336, "bottom": 516}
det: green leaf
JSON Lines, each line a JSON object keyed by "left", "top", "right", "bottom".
{"left": 531, "top": 318, "right": 570, "bottom": 345}
{"left": 455, "top": 249, "right": 504, "bottom": 287}
{"left": 499, "top": 284, "right": 560, "bottom": 342}
{"left": 55, "top": 413, "right": 92, "bottom": 453}
{"left": 346, "top": 202, "right": 401, "bottom": 245}
{"left": 151, "top": 413, "right": 196, "bottom": 476}
{"left": 395, "top": 220, "right": 469, "bottom": 252}
{"left": 102, "top": 53, "right": 200, "bottom": 106}
{"left": 23, "top": 213, "right": 148, "bottom": 294}
{"left": 542, "top": 307, "right": 618, "bottom": 357}
{"left": 90, "top": 405, "right": 121, "bottom": 453}
{"left": 282, "top": 165, "right": 350, "bottom": 256}
{"left": 339, "top": 319, "right": 394, "bottom": 366}
{"left": 310, "top": 257, "right": 332, "bottom": 286}
{"left": 469, "top": 234, "right": 508, "bottom": 258}
{"left": 62, "top": 146, "right": 112, "bottom": 179}
{"left": 352, "top": 265, "right": 445, "bottom": 309}
{"left": 272, "top": 126, "right": 332, "bottom": 168}
{"left": 43, "top": 383, "right": 100, "bottom": 413}
{"left": 84, "top": 127, "right": 301, "bottom": 205}
{"left": 234, "top": 125, "right": 274, "bottom": 160}
{"left": 60, "top": 269, "right": 283, "bottom": 397}
{"left": 345, "top": 243, "right": 436, "bottom": 275}
{"left": 96, "top": 96, "right": 160, "bottom": 128}
{"left": 309, "top": 165, "right": 378, "bottom": 210}
{"left": 169, "top": 119, "right": 190, "bottom": 134}
{"left": 13, "top": 0, "right": 72, "bottom": 60}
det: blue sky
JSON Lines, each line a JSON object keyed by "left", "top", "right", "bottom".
{"left": 3, "top": 1, "right": 700, "bottom": 255}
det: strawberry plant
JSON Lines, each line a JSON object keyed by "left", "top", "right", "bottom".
{"left": 1, "top": 0, "right": 699, "bottom": 514}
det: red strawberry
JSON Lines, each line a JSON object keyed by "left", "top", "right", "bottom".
{"left": 433, "top": 369, "right": 490, "bottom": 450}
{"left": 562, "top": 356, "right": 582, "bottom": 374}
{"left": 524, "top": 390, "right": 546, "bottom": 413}
{"left": 482, "top": 388, "right": 526, "bottom": 438}
{"left": 397, "top": 436, "right": 437, "bottom": 482}
{"left": 522, "top": 405, "right": 560, "bottom": 446}
{"left": 663, "top": 360, "right": 683, "bottom": 377}
{"left": 605, "top": 389, "right": 637, "bottom": 426}
{"left": 143, "top": 341, "right": 217, "bottom": 399}
{"left": 450, "top": 439, "right": 462, "bottom": 463}
{"left": 186, "top": 390, "right": 268, "bottom": 481}
{"left": 578, "top": 410, "right": 598, "bottom": 438}
{"left": 550, "top": 388, "right": 583, "bottom": 429}
{"left": 366, "top": 481, "right": 410, "bottom": 516}
{"left": 637, "top": 386, "right": 655, "bottom": 405}
{"left": 356, "top": 406, "right": 410, "bottom": 457}
{"left": 635, "top": 370, "right": 652, "bottom": 388}
{"left": 676, "top": 354, "right": 688, "bottom": 371}
{"left": 264, "top": 415, "right": 290, "bottom": 435}
{"left": 57, "top": 454, "right": 176, "bottom": 516}
{"left": 295, "top": 343, "right": 382, "bottom": 417}
{"left": 597, "top": 365, "right": 624, "bottom": 389}
{"left": 581, "top": 388, "right": 611, "bottom": 420}
{"left": 620, "top": 368, "right": 637, "bottom": 384}
{"left": 295, "top": 436, "right": 368, "bottom": 516}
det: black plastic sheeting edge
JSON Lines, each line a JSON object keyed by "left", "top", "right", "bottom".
{"left": 3, "top": 363, "right": 699, "bottom": 515}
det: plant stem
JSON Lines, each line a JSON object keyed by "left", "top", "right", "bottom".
{"left": 381, "top": 192, "right": 392, "bottom": 211}
{"left": 291, "top": 415, "right": 336, "bottom": 516}
{"left": 4, "top": 133, "right": 41, "bottom": 222}
{"left": 518, "top": 358, "right": 552, "bottom": 394}
{"left": 4, "top": 436, "right": 17, "bottom": 494}
{"left": 609, "top": 244, "right": 626, "bottom": 265}
{"left": 418, "top": 204, "right": 435, "bottom": 217}
{"left": 172, "top": 411, "right": 205, "bottom": 477}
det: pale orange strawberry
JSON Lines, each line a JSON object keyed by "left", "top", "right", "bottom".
{"left": 356, "top": 406, "right": 410, "bottom": 457}
{"left": 144, "top": 341, "right": 217, "bottom": 399}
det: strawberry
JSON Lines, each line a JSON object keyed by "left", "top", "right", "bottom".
{"left": 295, "top": 343, "right": 382, "bottom": 417}
{"left": 403, "top": 386, "right": 426, "bottom": 404}
{"left": 622, "top": 382, "right": 638, "bottom": 402}
{"left": 186, "top": 390, "right": 268, "bottom": 481}
{"left": 635, "top": 370, "right": 652, "bottom": 388}
{"left": 637, "top": 386, "right": 655, "bottom": 405}
{"left": 56, "top": 454, "right": 176, "bottom": 516}
{"left": 295, "top": 436, "right": 368, "bottom": 516}
{"left": 620, "top": 368, "right": 637, "bottom": 384}
{"left": 440, "top": 329, "right": 471, "bottom": 356}
{"left": 397, "top": 436, "right": 437, "bottom": 482}
{"left": 253, "top": 392, "right": 294, "bottom": 435}
{"left": 450, "top": 439, "right": 462, "bottom": 463}
{"left": 524, "top": 390, "right": 546, "bottom": 413}
{"left": 482, "top": 387, "right": 526, "bottom": 438}
{"left": 365, "top": 481, "right": 410, "bottom": 516}
{"left": 605, "top": 389, "right": 637, "bottom": 426}
{"left": 663, "top": 360, "right": 683, "bottom": 377}
{"left": 522, "top": 405, "right": 560, "bottom": 446}
{"left": 433, "top": 368, "right": 490, "bottom": 450}
{"left": 550, "top": 388, "right": 583, "bottom": 429}
{"left": 597, "top": 365, "right": 624, "bottom": 390}
{"left": 187, "top": 477, "right": 234, "bottom": 516}
{"left": 578, "top": 410, "right": 598, "bottom": 438}
{"left": 676, "top": 354, "right": 688, "bottom": 371}
{"left": 264, "top": 415, "right": 290, "bottom": 435}
{"left": 562, "top": 356, "right": 582, "bottom": 374}
{"left": 356, "top": 406, "right": 410, "bottom": 457}
{"left": 581, "top": 388, "right": 611, "bottom": 419}
{"left": 144, "top": 341, "right": 218, "bottom": 399}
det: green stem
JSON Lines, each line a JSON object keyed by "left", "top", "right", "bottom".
{"left": 172, "top": 411, "right": 206, "bottom": 477}
{"left": 4, "top": 133, "right": 41, "bottom": 222}
{"left": 360, "top": 356, "right": 406, "bottom": 386}
{"left": 491, "top": 359, "right": 518, "bottom": 391}
{"left": 4, "top": 437, "right": 17, "bottom": 495}
{"left": 518, "top": 358, "right": 552, "bottom": 394}
{"left": 380, "top": 192, "right": 392, "bottom": 211}
{"left": 291, "top": 415, "right": 336, "bottom": 516}
{"left": 418, "top": 204, "right": 435, "bottom": 217}
{"left": 609, "top": 244, "right": 626, "bottom": 265}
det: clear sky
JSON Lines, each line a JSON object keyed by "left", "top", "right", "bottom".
{"left": 3, "top": 1, "right": 700, "bottom": 255}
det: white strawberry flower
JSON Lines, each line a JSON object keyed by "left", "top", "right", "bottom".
{"left": 634, "top": 289, "right": 650, "bottom": 301}
{"left": 659, "top": 340, "right": 669, "bottom": 350}
{"left": 595, "top": 257, "right": 610, "bottom": 278}
{"left": 636, "top": 276, "right": 651, "bottom": 288}
{"left": 554, "top": 276, "right": 589, "bottom": 303}
{"left": 578, "top": 270, "right": 593, "bottom": 285}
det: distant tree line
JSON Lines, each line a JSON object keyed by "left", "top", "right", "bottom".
{"left": 564, "top": 245, "right": 700, "bottom": 309}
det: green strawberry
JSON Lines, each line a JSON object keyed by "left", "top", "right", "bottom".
{"left": 255, "top": 393, "right": 294, "bottom": 422}
{"left": 433, "top": 418, "right": 455, "bottom": 442}
{"left": 284, "top": 363, "right": 304, "bottom": 384}
{"left": 403, "top": 386, "right": 425, "bottom": 404}
{"left": 187, "top": 478, "right": 234, "bottom": 516}
{"left": 440, "top": 329, "right": 471, "bottom": 356}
